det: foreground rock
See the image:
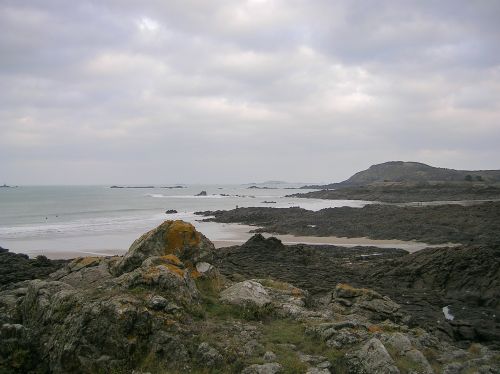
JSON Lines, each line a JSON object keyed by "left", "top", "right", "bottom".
{"left": 1, "top": 222, "right": 499, "bottom": 373}
{"left": 113, "top": 219, "right": 215, "bottom": 275}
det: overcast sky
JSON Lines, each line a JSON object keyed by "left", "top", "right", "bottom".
{"left": 1, "top": 0, "right": 499, "bottom": 184}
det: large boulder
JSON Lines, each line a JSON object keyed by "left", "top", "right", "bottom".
{"left": 113, "top": 220, "right": 215, "bottom": 275}
{"left": 331, "top": 283, "right": 405, "bottom": 322}
{"left": 347, "top": 338, "right": 400, "bottom": 374}
{"left": 220, "top": 280, "right": 271, "bottom": 308}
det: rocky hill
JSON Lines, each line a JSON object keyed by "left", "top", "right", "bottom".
{"left": 291, "top": 183, "right": 500, "bottom": 203}
{"left": 1, "top": 221, "right": 499, "bottom": 373}
{"left": 302, "top": 161, "right": 500, "bottom": 189}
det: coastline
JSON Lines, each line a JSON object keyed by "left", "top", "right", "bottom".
{"left": 9, "top": 223, "right": 437, "bottom": 259}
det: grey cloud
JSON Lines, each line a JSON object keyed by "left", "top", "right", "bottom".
{"left": 0, "top": 0, "right": 499, "bottom": 184}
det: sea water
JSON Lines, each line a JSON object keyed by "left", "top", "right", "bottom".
{"left": 0, "top": 185, "right": 370, "bottom": 256}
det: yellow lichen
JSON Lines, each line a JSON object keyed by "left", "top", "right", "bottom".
{"left": 161, "top": 254, "right": 183, "bottom": 266}
{"left": 162, "top": 220, "right": 201, "bottom": 256}
{"left": 337, "top": 283, "right": 358, "bottom": 291}
{"left": 70, "top": 256, "right": 100, "bottom": 270}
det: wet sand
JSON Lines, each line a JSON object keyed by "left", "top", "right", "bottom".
{"left": 16, "top": 222, "right": 443, "bottom": 259}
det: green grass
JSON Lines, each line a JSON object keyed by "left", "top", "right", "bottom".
{"left": 195, "top": 277, "right": 222, "bottom": 299}
{"left": 259, "top": 319, "right": 347, "bottom": 373}
{"left": 201, "top": 296, "right": 276, "bottom": 321}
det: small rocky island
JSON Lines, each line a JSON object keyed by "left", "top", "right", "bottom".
{"left": 0, "top": 221, "right": 498, "bottom": 373}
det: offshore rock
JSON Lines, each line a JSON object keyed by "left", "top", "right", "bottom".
{"left": 113, "top": 220, "right": 215, "bottom": 275}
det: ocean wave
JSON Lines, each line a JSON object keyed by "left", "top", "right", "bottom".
{"left": 145, "top": 194, "right": 230, "bottom": 199}
{"left": 0, "top": 211, "right": 206, "bottom": 240}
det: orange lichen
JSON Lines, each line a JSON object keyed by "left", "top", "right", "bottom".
{"left": 162, "top": 220, "right": 201, "bottom": 255}
{"left": 368, "top": 325, "right": 383, "bottom": 333}
{"left": 143, "top": 266, "right": 161, "bottom": 279}
{"left": 190, "top": 269, "right": 202, "bottom": 279}
{"left": 337, "top": 283, "right": 358, "bottom": 291}
{"left": 161, "top": 254, "right": 183, "bottom": 266}
{"left": 165, "top": 264, "right": 185, "bottom": 278}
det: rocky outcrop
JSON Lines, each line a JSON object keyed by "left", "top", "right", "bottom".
{"left": 367, "top": 245, "right": 500, "bottom": 344}
{"left": 208, "top": 234, "right": 500, "bottom": 348}
{"left": 330, "top": 284, "right": 405, "bottom": 323}
{"left": 0, "top": 221, "right": 217, "bottom": 373}
{"left": 113, "top": 220, "right": 215, "bottom": 275}
{"left": 197, "top": 202, "right": 500, "bottom": 245}
{"left": 0, "top": 249, "right": 67, "bottom": 288}
{"left": 1, "top": 222, "right": 499, "bottom": 373}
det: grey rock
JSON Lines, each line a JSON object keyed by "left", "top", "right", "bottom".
{"left": 196, "top": 262, "right": 214, "bottom": 274}
{"left": 306, "top": 368, "right": 330, "bottom": 374}
{"left": 442, "top": 362, "right": 463, "bottom": 374}
{"left": 348, "top": 338, "right": 400, "bottom": 374}
{"left": 146, "top": 294, "right": 180, "bottom": 313}
{"left": 242, "top": 362, "right": 282, "bottom": 374}
{"left": 317, "top": 361, "right": 331, "bottom": 369}
{"left": 220, "top": 280, "right": 271, "bottom": 307}
{"left": 331, "top": 284, "right": 403, "bottom": 322}
{"left": 196, "top": 342, "right": 223, "bottom": 367}
{"left": 148, "top": 295, "right": 168, "bottom": 310}
{"left": 384, "top": 332, "right": 413, "bottom": 355}
{"left": 243, "top": 339, "right": 265, "bottom": 357}
{"left": 327, "top": 328, "right": 367, "bottom": 348}
{"left": 298, "top": 352, "right": 329, "bottom": 365}
{"left": 263, "top": 351, "right": 277, "bottom": 362}
{"left": 405, "top": 349, "right": 434, "bottom": 374}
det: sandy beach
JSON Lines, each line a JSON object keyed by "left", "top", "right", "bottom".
{"left": 14, "top": 221, "right": 442, "bottom": 259}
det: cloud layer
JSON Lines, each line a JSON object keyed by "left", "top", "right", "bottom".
{"left": 1, "top": 0, "right": 499, "bottom": 184}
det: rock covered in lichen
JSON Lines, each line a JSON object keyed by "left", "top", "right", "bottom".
{"left": 116, "top": 255, "right": 200, "bottom": 304}
{"left": 113, "top": 220, "right": 215, "bottom": 275}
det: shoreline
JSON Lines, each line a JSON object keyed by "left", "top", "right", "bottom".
{"left": 16, "top": 233, "right": 439, "bottom": 260}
